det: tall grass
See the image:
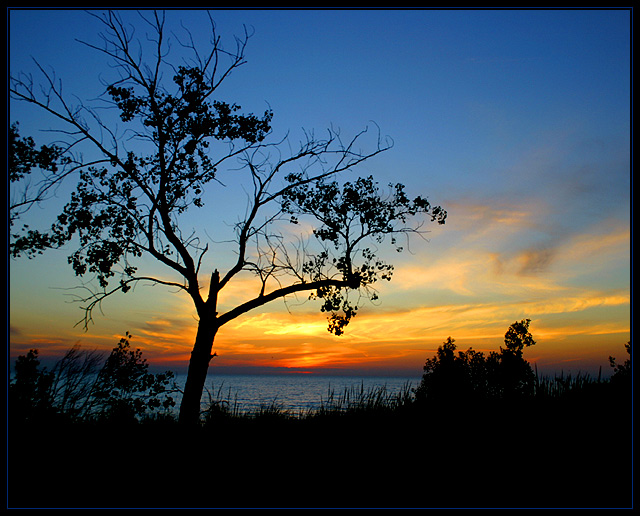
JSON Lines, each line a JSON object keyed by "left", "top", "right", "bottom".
{"left": 201, "top": 381, "right": 415, "bottom": 423}
{"left": 201, "top": 383, "right": 242, "bottom": 421}
{"left": 199, "top": 371, "right": 620, "bottom": 425}
{"left": 315, "top": 381, "right": 414, "bottom": 417}
{"left": 533, "top": 367, "right": 605, "bottom": 400}
{"left": 201, "top": 382, "right": 302, "bottom": 422}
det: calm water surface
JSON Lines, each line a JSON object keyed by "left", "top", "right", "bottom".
{"left": 171, "top": 374, "right": 419, "bottom": 414}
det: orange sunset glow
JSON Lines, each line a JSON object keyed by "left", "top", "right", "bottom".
{"left": 10, "top": 218, "right": 629, "bottom": 377}
{"left": 9, "top": 187, "right": 630, "bottom": 378}
{"left": 8, "top": 9, "right": 631, "bottom": 510}
{"left": 9, "top": 9, "right": 630, "bottom": 382}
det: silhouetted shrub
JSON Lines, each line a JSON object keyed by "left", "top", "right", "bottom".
{"left": 415, "top": 319, "right": 537, "bottom": 403}
{"left": 494, "top": 318, "right": 536, "bottom": 398}
{"left": 9, "top": 333, "right": 177, "bottom": 424}
{"left": 9, "top": 349, "right": 55, "bottom": 421}
{"left": 609, "top": 341, "right": 631, "bottom": 386}
{"left": 89, "top": 332, "right": 177, "bottom": 422}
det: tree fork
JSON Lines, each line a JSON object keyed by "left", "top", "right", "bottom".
{"left": 178, "top": 270, "right": 220, "bottom": 424}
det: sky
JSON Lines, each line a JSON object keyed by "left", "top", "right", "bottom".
{"left": 8, "top": 8, "right": 631, "bottom": 378}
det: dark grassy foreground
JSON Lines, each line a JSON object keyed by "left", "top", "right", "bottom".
{"left": 9, "top": 383, "right": 632, "bottom": 509}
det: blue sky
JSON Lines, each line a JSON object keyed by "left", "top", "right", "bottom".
{"left": 9, "top": 9, "right": 631, "bottom": 376}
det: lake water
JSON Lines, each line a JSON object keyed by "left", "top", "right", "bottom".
{"left": 171, "top": 374, "right": 420, "bottom": 415}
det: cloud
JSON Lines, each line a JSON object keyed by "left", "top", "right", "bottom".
{"left": 209, "top": 283, "right": 629, "bottom": 371}
{"left": 556, "top": 225, "right": 630, "bottom": 265}
{"left": 351, "top": 282, "right": 629, "bottom": 345}
{"left": 10, "top": 189, "right": 627, "bottom": 375}
{"left": 270, "top": 341, "right": 366, "bottom": 369}
{"left": 388, "top": 181, "right": 629, "bottom": 296}
{"left": 133, "top": 316, "right": 196, "bottom": 352}
{"left": 514, "top": 246, "right": 557, "bottom": 276}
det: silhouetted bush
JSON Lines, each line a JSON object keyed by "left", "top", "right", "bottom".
{"left": 9, "top": 333, "right": 177, "bottom": 424}
{"left": 89, "top": 332, "right": 177, "bottom": 422}
{"left": 414, "top": 319, "right": 537, "bottom": 404}
{"left": 9, "top": 349, "right": 56, "bottom": 422}
{"left": 610, "top": 341, "right": 631, "bottom": 387}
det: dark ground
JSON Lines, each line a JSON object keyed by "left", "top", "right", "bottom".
{"left": 8, "top": 398, "right": 632, "bottom": 509}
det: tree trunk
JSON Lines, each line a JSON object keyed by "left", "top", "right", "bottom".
{"left": 178, "top": 271, "right": 220, "bottom": 425}
{"left": 178, "top": 317, "right": 218, "bottom": 424}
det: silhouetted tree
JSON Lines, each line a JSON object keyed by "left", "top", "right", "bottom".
{"left": 415, "top": 337, "right": 491, "bottom": 404}
{"left": 9, "top": 349, "right": 55, "bottom": 421}
{"left": 487, "top": 318, "right": 536, "bottom": 399}
{"left": 89, "top": 333, "right": 176, "bottom": 422}
{"left": 609, "top": 341, "right": 631, "bottom": 392}
{"left": 10, "top": 10, "right": 446, "bottom": 424}
{"left": 9, "top": 335, "right": 175, "bottom": 423}
{"left": 415, "top": 320, "right": 537, "bottom": 403}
